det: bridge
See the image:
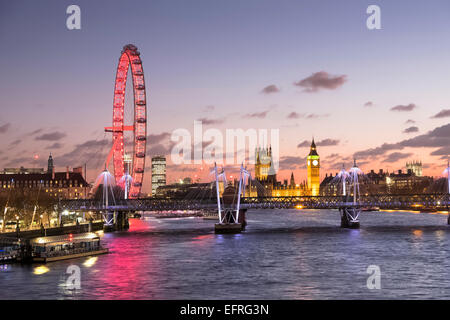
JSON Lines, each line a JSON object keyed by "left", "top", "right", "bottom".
{"left": 60, "top": 193, "right": 450, "bottom": 212}
{"left": 62, "top": 155, "right": 450, "bottom": 231}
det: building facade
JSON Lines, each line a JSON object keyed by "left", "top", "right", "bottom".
{"left": 1, "top": 167, "right": 45, "bottom": 174}
{"left": 151, "top": 155, "right": 166, "bottom": 196}
{"left": 406, "top": 160, "right": 422, "bottom": 177}
{"left": 320, "top": 167, "right": 432, "bottom": 196}
{"left": 0, "top": 155, "right": 89, "bottom": 199}
{"left": 385, "top": 169, "right": 431, "bottom": 194}
{"left": 254, "top": 146, "right": 277, "bottom": 184}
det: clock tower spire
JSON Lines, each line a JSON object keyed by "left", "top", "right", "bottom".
{"left": 307, "top": 138, "right": 320, "bottom": 196}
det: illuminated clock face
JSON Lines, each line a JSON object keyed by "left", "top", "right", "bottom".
{"left": 312, "top": 160, "right": 319, "bottom": 166}
{"left": 307, "top": 160, "right": 310, "bottom": 166}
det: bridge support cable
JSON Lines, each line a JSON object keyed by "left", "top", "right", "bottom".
{"left": 445, "top": 160, "right": 450, "bottom": 225}
{"left": 212, "top": 163, "right": 248, "bottom": 233}
{"left": 340, "top": 160, "right": 362, "bottom": 229}
{"left": 235, "top": 164, "right": 250, "bottom": 223}
{"left": 213, "top": 163, "right": 225, "bottom": 223}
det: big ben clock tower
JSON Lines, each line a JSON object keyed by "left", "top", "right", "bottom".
{"left": 307, "top": 138, "right": 320, "bottom": 196}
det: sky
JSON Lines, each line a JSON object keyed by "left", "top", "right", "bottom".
{"left": 0, "top": 0, "right": 450, "bottom": 193}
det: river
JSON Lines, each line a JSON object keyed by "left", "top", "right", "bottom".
{"left": 1, "top": 208, "right": 449, "bottom": 299}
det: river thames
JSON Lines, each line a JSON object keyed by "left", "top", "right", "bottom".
{"left": 1, "top": 209, "right": 449, "bottom": 299}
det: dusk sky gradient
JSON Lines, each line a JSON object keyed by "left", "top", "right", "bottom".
{"left": 1, "top": 0, "right": 450, "bottom": 193}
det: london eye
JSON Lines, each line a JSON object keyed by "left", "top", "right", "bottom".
{"left": 104, "top": 44, "right": 147, "bottom": 198}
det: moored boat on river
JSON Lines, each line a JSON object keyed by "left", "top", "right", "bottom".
{"left": 30, "top": 232, "right": 108, "bottom": 263}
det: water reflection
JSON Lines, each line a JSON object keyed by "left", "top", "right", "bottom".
{"left": 412, "top": 229, "right": 423, "bottom": 237}
{"left": 2, "top": 209, "right": 450, "bottom": 299}
{"left": 83, "top": 257, "right": 98, "bottom": 268}
{"left": 33, "top": 265, "right": 49, "bottom": 275}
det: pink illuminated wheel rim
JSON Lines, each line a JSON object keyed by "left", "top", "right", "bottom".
{"left": 110, "top": 44, "right": 147, "bottom": 198}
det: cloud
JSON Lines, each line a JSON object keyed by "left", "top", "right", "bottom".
{"left": 430, "top": 147, "right": 450, "bottom": 156}
{"left": 4, "top": 156, "right": 34, "bottom": 167}
{"left": 55, "top": 139, "right": 109, "bottom": 167}
{"left": 317, "top": 138, "right": 340, "bottom": 146}
{"left": 431, "top": 109, "right": 450, "bottom": 119}
{"left": 148, "top": 132, "right": 171, "bottom": 144}
{"left": 196, "top": 117, "right": 225, "bottom": 125}
{"left": 383, "top": 152, "right": 413, "bottom": 163}
{"left": 279, "top": 156, "right": 307, "bottom": 170}
{"left": 244, "top": 111, "right": 269, "bottom": 119}
{"left": 148, "top": 144, "right": 173, "bottom": 156}
{"left": 354, "top": 123, "right": 450, "bottom": 160}
{"left": 287, "top": 112, "right": 303, "bottom": 119}
{"left": 203, "top": 105, "right": 215, "bottom": 112}
{"left": 294, "top": 71, "right": 347, "bottom": 93}
{"left": 9, "top": 139, "right": 21, "bottom": 146}
{"left": 35, "top": 131, "right": 66, "bottom": 141}
{"left": 364, "top": 101, "right": 374, "bottom": 107}
{"left": 390, "top": 103, "right": 417, "bottom": 112}
{"left": 29, "top": 128, "right": 44, "bottom": 135}
{"left": 403, "top": 126, "right": 419, "bottom": 134}
{"left": 405, "top": 119, "right": 416, "bottom": 124}
{"left": 46, "top": 142, "right": 63, "bottom": 149}
{"left": 286, "top": 112, "right": 328, "bottom": 120}
{"left": 327, "top": 153, "right": 341, "bottom": 160}
{"left": 261, "top": 85, "right": 280, "bottom": 94}
{"left": 306, "top": 113, "right": 329, "bottom": 119}
{"left": 353, "top": 142, "right": 397, "bottom": 159}
{"left": 0, "top": 123, "right": 11, "bottom": 134}
{"left": 297, "top": 140, "right": 310, "bottom": 148}
{"left": 297, "top": 138, "right": 339, "bottom": 148}
{"left": 147, "top": 132, "right": 176, "bottom": 156}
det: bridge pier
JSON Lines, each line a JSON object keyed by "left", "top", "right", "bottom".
{"left": 340, "top": 207, "right": 360, "bottom": 229}
{"left": 103, "top": 211, "right": 129, "bottom": 232}
{"left": 213, "top": 163, "right": 249, "bottom": 234}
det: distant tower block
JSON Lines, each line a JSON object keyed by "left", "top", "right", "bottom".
{"left": 151, "top": 155, "right": 166, "bottom": 196}
{"left": 47, "top": 153, "right": 54, "bottom": 174}
{"left": 124, "top": 153, "right": 132, "bottom": 174}
{"left": 406, "top": 160, "right": 422, "bottom": 176}
{"left": 307, "top": 139, "right": 320, "bottom": 196}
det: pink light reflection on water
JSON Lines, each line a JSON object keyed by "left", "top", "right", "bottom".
{"left": 87, "top": 218, "right": 164, "bottom": 299}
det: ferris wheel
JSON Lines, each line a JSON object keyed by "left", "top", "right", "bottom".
{"left": 104, "top": 44, "right": 147, "bottom": 198}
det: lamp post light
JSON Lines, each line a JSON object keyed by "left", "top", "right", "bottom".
{"left": 15, "top": 214, "right": 20, "bottom": 236}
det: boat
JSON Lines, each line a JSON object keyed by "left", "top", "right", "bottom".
{"left": 203, "top": 215, "right": 219, "bottom": 220}
{"left": 203, "top": 211, "right": 219, "bottom": 220}
{"left": 30, "top": 232, "right": 108, "bottom": 263}
{"left": 0, "top": 237, "right": 21, "bottom": 262}
{"left": 361, "top": 206, "right": 380, "bottom": 212}
{"left": 420, "top": 207, "right": 437, "bottom": 213}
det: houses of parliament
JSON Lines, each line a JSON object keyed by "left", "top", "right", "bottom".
{"left": 249, "top": 139, "right": 320, "bottom": 197}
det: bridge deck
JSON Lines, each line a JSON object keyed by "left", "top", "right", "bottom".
{"left": 60, "top": 194, "right": 450, "bottom": 211}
